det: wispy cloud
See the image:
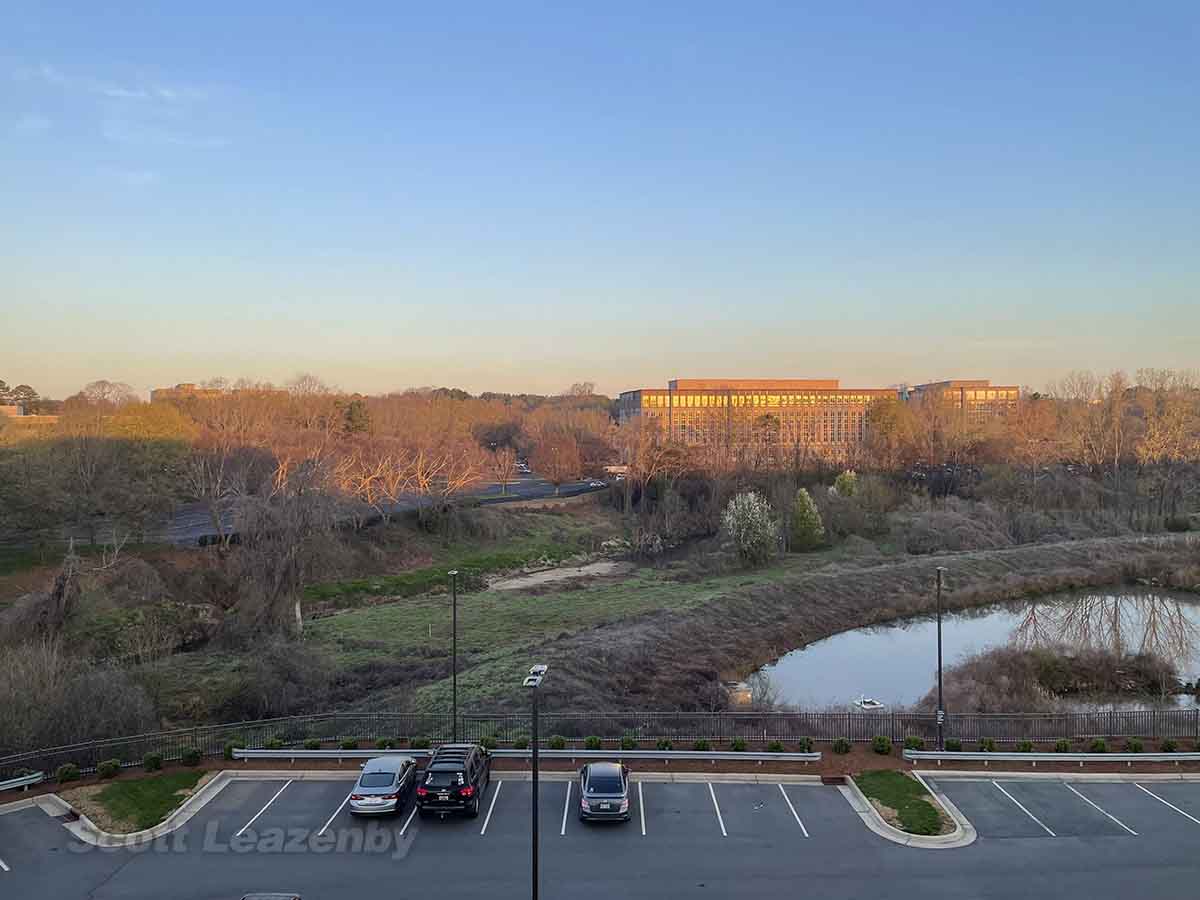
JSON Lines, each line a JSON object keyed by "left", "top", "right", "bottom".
{"left": 13, "top": 62, "right": 209, "bottom": 104}
{"left": 12, "top": 113, "right": 51, "bottom": 135}
{"left": 105, "top": 168, "right": 162, "bottom": 187}
{"left": 101, "top": 119, "right": 229, "bottom": 149}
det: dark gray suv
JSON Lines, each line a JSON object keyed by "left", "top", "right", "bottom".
{"left": 578, "top": 762, "right": 631, "bottom": 822}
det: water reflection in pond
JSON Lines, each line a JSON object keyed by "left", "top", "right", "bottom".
{"left": 756, "top": 589, "right": 1200, "bottom": 709}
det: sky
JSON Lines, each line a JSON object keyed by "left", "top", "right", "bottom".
{"left": 2, "top": 2, "right": 1198, "bottom": 401}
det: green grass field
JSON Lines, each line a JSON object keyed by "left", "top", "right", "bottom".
{"left": 94, "top": 770, "right": 207, "bottom": 830}
{"left": 854, "top": 771, "right": 944, "bottom": 835}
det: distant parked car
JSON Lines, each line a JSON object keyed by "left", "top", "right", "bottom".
{"left": 349, "top": 756, "right": 417, "bottom": 816}
{"left": 416, "top": 743, "right": 492, "bottom": 818}
{"left": 578, "top": 762, "right": 631, "bottom": 822}
{"left": 588, "top": 480, "right": 606, "bottom": 488}
{"left": 240, "top": 894, "right": 301, "bottom": 900}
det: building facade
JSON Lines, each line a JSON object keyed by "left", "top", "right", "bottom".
{"left": 618, "top": 378, "right": 896, "bottom": 458}
{"left": 907, "top": 380, "right": 1020, "bottom": 425}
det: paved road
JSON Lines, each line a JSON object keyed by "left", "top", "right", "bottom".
{"left": 80, "top": 474, "right": 607, "bottom": 547}
{"left": 4, "top": 775, "right": 1200, "bottom": 899}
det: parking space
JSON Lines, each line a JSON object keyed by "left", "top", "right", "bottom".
{"left": 932, "top": 778, "right": 1200, "bottom": 841}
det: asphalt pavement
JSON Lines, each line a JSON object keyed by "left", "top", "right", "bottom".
{"left": 5, "top": 775, "right": 1200, "bottom": 899}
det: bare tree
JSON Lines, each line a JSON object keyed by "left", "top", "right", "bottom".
{"left": 488, "top": 446, "right": 517, "bottom": 495}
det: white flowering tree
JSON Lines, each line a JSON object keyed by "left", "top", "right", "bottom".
{"left": 833, "top": 469, "right": 858, "bottom": 497}
{"left": 722, "top": 492, "right": 778, "bottom": 565}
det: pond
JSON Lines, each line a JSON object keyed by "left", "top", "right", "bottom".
{"left": 755, "top": 588, "right": 1200, "bottom": 710}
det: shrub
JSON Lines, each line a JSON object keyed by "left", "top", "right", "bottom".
{"left": 978, "top": 738, "right": 997, "bottom": 753}
{"left": 795, "top": 737, "right": 813, "bottom": 753}
{"left": 1125, "top": 737, "right": 1143, "bottom": 753}
{"left": 833, "top": 469, "right": 859, "bottom": 498}
{"left": 620, "top": 734, "right": 637, "bottom": 751}
{"left": 264, "top": 738, "right": 284, "bottom": 751}
{"left": 511, "top": 736, "right": 529, "bottom": 750}
{"left": 722, "top": 492, "right": 779, "bottom": 564}
{"left": 97, "top": 759, "right": 121, "bottom": 779}
{"left": 56, "top": 763, "right": 80, "bottom": 783}
{"left": 340, "top": 738, "right": 359, "bottom": 750}
{"left": 903, "top": 736, "right": 924, "bottom": 751}
{"left": 480, "top": 736, "right": 498, "bottom": 751}
{"left": 223, "top": 740, "right": 245, "bottom": 761}
{"left": 376, "top": 738, "right": 395, "bottom": 750}
{"left": 693, "top": 739, "right": 712, "bottom": 752}
{"left": 410, "top": 736, "right": 430, "bottom": 750}
{"left": 790, "top": 488, "right": 826, "bottom": 551}
{"left": 1161, "top": 738, "right": 1178, "bottom": 753}
{"left": 303, "top": 739, "right": 321, "bottom": 750}
{"left": 143, "top": 752, "right": 163, "bottom": 771}
{"left": 730, "top": 738, "right": 747, "bottom": 752}
{"left": 872, "top": 735, "right": 893, "bottom": 755}
{"left": 944, "top": 738, "right": 962, "bottom": 752}
{"left": 180, "top": 747, "right": 201, "bottom": 767}
{"left": 1165, "top": 515, "right": 1192, "bottom": 533}
{"left": 1089, "top": 738, "right": 1108, "bottom": 754}
{"left": 1054, "top": 739, "right": 1072, "bottom": 753}
{"left": 768, "top": 741, "right": 785, "bottom": 753}
{"left": 584, "top": 736, "right": 602, "bottom": 750}
{"left": 656, "top": 739, "right": 673, "bottom": 751}
{"left": 831, "top": 737, "right": 851, "bottom": 755}
{"left": 548, "top": 735, "right": 567, "bottom": 750}
{"left": 1016, "top": 740, "right": 1034, "bottom": 753}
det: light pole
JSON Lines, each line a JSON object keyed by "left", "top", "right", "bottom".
{"left": 935, "top": 566, "right": 946, "bottom": 751}
{"left": 449, "top": 569, "right": 459, "bottom": 743}
{"left": 523, "top": 664, "right": 548, "bottom": 900}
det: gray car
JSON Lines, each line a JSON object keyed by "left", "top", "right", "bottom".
{"left": 349, "top": 756, "right": 417, "bottom": 816}
{"left": 578, "top": 762, "right": 631, "bottom": 822}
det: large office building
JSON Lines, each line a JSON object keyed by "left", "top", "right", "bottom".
{"left": 907, "top": 380, "right": 1020, "bottom": 425}
{"left": 618, "top": 378, "right": 897, "bottom": 458}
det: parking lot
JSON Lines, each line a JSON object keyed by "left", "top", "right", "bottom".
{"left": 7, "top": 774, "right": 1200, "bottom": 899}
{"left": 930, "top": 776, "right": 1200, "bottom": 841}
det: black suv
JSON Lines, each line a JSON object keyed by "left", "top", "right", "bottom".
{"left": 416, "top": 743, "right": 492, "bottom": 818}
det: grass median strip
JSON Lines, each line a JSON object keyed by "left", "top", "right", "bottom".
{"left": 89, "top": 770, "right": 208, "bottom": 832}
{"left": 854, "top": 771, "right": 947, "bottom": 836}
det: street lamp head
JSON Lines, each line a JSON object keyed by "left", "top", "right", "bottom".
{"left": 448, "top": 569, "right": 459, "bottom": 577}
{"left": 523, "top": 675, "right": 543, "bottom": 688}
{"left": 936, "top": 566, "right": 947, "bottom": 573}
{"left": 529, "top": 664, "right": 548, "bottom": 677}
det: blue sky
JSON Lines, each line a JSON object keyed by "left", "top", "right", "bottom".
{"left": 3, "top": 2, "right": 1197, "bottom": 400}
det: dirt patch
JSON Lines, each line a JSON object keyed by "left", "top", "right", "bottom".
{"left": 869, "top": 798, "right": 902, "bottom": 828}
{"left": 489, "top": 560, "right": 635, "bottom": 591}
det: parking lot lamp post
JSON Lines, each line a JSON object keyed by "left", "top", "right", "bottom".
{"left": 524, "top": 664, "right": 548, "bottom": 900}
{"left": 936, "top": 566, "right": 946, "bottom": 751}
{"left": 449, "top": 570, "right": 459, "bottom": 742}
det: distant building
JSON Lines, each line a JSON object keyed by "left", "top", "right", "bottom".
{"left": 618, "top": 378, "right": 896, "bottom": 458}
{"left": 151, "top": 382, "right": 287, "bottom": 403}
{"left": 150, "top": 383, "right": 226, "bottom": 403}
{"left": 907, "top": 380, "right": 1020, "bottom": 425}
{"left": 0, "top": 403, "right": 59, "bottom": 428}
{"left": 0, "top": 405, "right": 20, "bottom": 418}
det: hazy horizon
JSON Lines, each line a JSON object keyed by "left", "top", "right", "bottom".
{"left": 4, "top": 2, "right": 1197, "bottom": 401}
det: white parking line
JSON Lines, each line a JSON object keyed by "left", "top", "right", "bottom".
{"left": 318, "top": 791, "right": 353, "bottom": 837}
{"left": 0, "top": 856, "right": 9, "bottom": 873}
{"left": 236, "top": 780, "right": 292, "bottom": 837}
{"left": 480, "top": 781, "right": 503, "bottom": 835}
{"left": 1064, "top": 783, "right": 1137, "bottom": 836}
{"left": 778, "top": 784, "right": 809, "bottom": 838}
{"left": 707, "top": 783, "right": 727, "bottom": 837}
{"left": 560, "top": 781, "right": 572, "bottom": 836}
{"left": 399, "top": 805, "right": 419, "bottom": 836}
{"left": 638, "top": 782, "right": 646, "bottom": 836}
{"left": 1135, "top": 783, "right": 1200, "bottom": 826}
{"left": 992, "top": 781, "right": 1056, "bottom": 837}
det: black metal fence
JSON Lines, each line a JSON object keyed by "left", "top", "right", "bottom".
{"left": 4, "top": 709, "right": 1199, "bottom": 780}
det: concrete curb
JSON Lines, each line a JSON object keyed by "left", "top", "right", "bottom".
{"left": 840, "top": 774, "right": 976, "bottom": 850}
{"left": 917, "top": 770, "right": 1200, "bottom": 783}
